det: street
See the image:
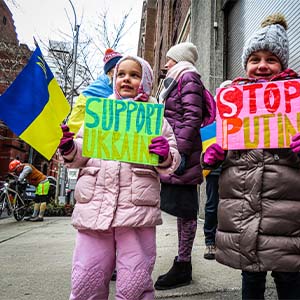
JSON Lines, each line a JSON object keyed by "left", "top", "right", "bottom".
{"left": 0, "top": 214, "right": 277, "bottom": 300}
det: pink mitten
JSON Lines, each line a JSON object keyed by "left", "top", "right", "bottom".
{"left": 290, "top": 132, "right": 300, "bottom": 153}
{"left": 59, "top": 124, "right": 75, "bottom": 155}
{"left": 149, "top": 136, "right": 170, "bottom": 162}
{"left": 203, "top": 143, "right": 225, "bottom": 165}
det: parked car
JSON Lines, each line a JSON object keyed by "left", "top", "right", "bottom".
{"left": 47, "top": 176, "right": 57, "bottom": 201}
{"left": 47, "top": 176, "right": 57, "bottom": 185}
{"left": 24, "top": 176, "right": 57, "bottom": 202}
{"left": 25, "top": 184, "right": 36, "bottom": 201}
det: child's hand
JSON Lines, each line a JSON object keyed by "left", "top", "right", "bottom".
{"left": 149, "top": 136, "right": 170, "bottom": 162}
{"left": 59, "top": 124, "right": 75, "bottom": 155}
{"left": 290, "top": 133, "right": 300, "bottom": 153}
{"left": 203, "top": 143, "right": 225, "bottom": 165}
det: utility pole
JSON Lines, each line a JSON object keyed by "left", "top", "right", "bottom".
{"left": 59, "top": 0, "right": 80, "bottom": 202}
{"left": 28, "top": 147, "right": 33, "bottom": 164}
{"left": 69, "top": 0, "right": 80, "bottom": 109}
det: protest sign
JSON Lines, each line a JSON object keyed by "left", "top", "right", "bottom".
{"left": 216, "top": 79, "right": 300, "bottom": 150}
{"left": 82, "top": 97, "right": 164, "bottom": 165}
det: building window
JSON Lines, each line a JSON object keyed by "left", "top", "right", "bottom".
{"left": 19, "top": 140, "right": 25, "bottom": 149}
{"left": 3, "top": 16, "right": 7, "bottom": 25}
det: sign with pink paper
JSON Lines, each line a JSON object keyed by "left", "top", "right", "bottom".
{"left": 216, "top": 79, "right": 300, "bottom": 150}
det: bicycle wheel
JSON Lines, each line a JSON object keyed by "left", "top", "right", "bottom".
{"left": 0, "top": 193, "right": 5, "bottom": 217}
{"left": 13, "top": 196, "right": 26, "bottom": 221}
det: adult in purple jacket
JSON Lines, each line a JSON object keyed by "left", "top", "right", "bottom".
{"left": 154, "top": 42, "right": 205, "bottom": 290}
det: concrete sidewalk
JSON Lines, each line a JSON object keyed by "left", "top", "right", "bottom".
{"left": 0, "top": 213, "right": 277, "bottom": 300}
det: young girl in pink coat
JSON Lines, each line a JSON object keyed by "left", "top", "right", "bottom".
{"left": 59, "top": 55, "right": 181, "bottom": 300}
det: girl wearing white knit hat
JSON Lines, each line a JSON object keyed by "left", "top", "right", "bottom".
{"left": 155, "top": 41, "right": 216, "bottom": 290}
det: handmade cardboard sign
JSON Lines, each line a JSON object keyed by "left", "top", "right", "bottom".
{"left": 82, "top": 97, "right": 164, "bottom": 165}
{"left": 216, "top": 79, "right": 300, "bottom": 150}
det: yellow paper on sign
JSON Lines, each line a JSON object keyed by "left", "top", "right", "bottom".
{"left": 83, "top": 97, "right": 164, "bottom": 165}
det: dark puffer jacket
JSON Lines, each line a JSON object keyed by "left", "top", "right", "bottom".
{"left": 160, "top": 71, "right": 203, "bottom": 185}
{"left": 216, "top": 148, "right": 300, "bottom": 272}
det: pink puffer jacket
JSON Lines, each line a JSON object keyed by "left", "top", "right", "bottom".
{"left": 63, "top": 119, "right": 180, "bottom": 231}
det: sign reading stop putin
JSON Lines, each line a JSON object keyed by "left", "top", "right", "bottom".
{"left": 216, "top": 79, "right": 300, "bottom": 150}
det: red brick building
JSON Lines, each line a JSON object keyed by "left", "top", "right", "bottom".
{"left": 137, "top": 0, "right": 191, "bottom": 94}
{"left": 0, "top": 0, "right": 58, "bottom": 180}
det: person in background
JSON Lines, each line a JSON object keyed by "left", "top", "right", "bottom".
{"left": 58, "top": 55, "right": 181, "bottom": 300}
{"left": 202, "top": 14, "right": 300, "bottom": 299}
{"left": 8, "top": 159, "right": 49, "bottom": 222}
{"left": 67, "top": 48, "right": 122, "bottom": 134}
{"left": 202, "top": 79, "right": 232, "bottom": 260}
{"left": 154, "top": 42, "right": 207, "bottom": 290}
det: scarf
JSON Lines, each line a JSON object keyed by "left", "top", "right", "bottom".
{"left": 159, "top": 61, "right": 200, "bottom": 103}
{"left": 231, "top": 68, "right": 299, "bottom": 85}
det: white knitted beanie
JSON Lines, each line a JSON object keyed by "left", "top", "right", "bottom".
{"left": 166, "top": 42, "right": 198, "bottom": 65}
{"left": 242, "top": 13, "right": 289, "bottom": 70}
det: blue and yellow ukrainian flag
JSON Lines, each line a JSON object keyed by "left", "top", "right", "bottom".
{"left": 200, "top": 121, "right": 216, "bottom": 177}
{"left": 0, "top": 46, "right": 70, "bottom": 160}
{"left": 201, "top": 121, "right": 216, "bottom": 151}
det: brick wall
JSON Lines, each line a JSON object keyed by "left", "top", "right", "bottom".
{"left": 138, "top": 0, "right": 157, "bottom": 67}
{"left": 0, "top": 42, "right": 31, "bottom": 94}
{"left": 138, "top": 0, "right": 191, "bottom": 95}
{"left": 0, "top": 0, "right": 18, "bottom": 44}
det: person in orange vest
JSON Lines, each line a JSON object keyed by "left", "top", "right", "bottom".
{"left": 8, "top": 159, "right": 49, "bottom": 222}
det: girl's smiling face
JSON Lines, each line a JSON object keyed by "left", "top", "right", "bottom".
{"left": 246, "top": 50, "right": 282, "bottom": 80}
{"left": 116, "top": 59, "right": 142, "bottom": 98}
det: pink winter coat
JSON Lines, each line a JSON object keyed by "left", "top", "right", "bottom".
{"left": 62, "top": 118, "right": 180, "bottom": 231}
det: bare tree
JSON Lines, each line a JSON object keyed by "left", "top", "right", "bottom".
{"left": 43, "top": 39, "right": 92, "bottom": 100}
{"left": 2, "top": 1, "right": 137, "bottom": 104}
{"left": 93, "top": 8, "right": 136, "bottom": 55}
{"left": 38, "top": 7, "right": 136, "bottom": 102}
{"left": 4, "top": 0, "right": 19, "bottom": 8}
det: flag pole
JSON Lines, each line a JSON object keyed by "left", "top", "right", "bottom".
{"left": 33, "top": 36, "right": 39, "bottom": 48}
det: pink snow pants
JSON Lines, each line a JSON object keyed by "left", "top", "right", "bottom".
{"left": 69, "top": 227, "right": 156, "bottom": 300}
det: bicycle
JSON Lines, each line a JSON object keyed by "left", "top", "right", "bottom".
{"left": 0, "top": 178, "right": 29, "bottom": 221}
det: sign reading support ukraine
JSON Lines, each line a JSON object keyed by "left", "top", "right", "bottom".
{"left": 0, "top": 46, "right": 70, "bottom": 160}
{"left": 83, "top": 97, "right": 164, "bottom": 165}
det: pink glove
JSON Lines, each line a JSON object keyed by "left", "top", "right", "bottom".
{"left": 149, "top": 136, "right": 170, "bottom": 162}
{"left": 203, "top": 143, "right": 225, "bottom": 165}
{"left": 290, "top": 132, "right": 300, "bottom": 153}
{"left": 59, "top": 124, "right": 75, "bottom": 155}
